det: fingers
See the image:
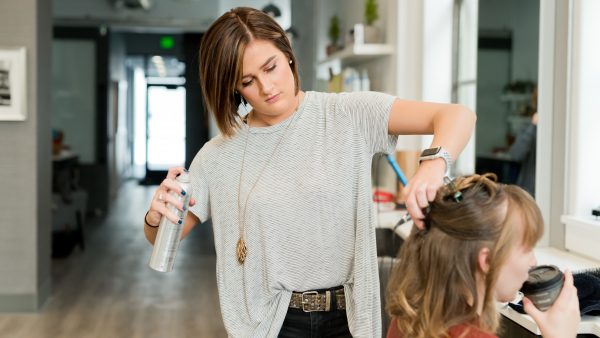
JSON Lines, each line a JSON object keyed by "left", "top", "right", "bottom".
{"left": 523, "top": 297, "right": 542, "bottom": 319}
{"left": 166, "top": 166, "right": 188, "bottom": 180}
{"left": 555, "top": 270, "right": 575, "bottom": 304}
{"left": 148, "top": 167, "right": 191, "bottom": 225}
{"left": 404, "top": 185, "right": 425, "bottom": 229}
{"left": 151, "top": 190, "right": 182, "bottom": 225}
{"left": 564, "top": 269, "right": 574, "bottom": 286}
{"left": 554, "top": 270, "right": 580, "bottom": 313}
{"left": 414, "top": 183, "right": 430, "bottom": 209}
{"left": 403, "top": 180, "right": 440, "bottom": 230}
{"left": 426, "top": 184, "right": 437, "bottom": 202}
{"left": 398, "top": 159, "right": 446, "bottom": 230}
{"left": 164, "top": 166, "right": 189, "bottom": 198}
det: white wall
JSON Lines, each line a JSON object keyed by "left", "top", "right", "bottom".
{"left": 394, "top": 0, "right": 455, "bottom": 154}
{"left": 0, "top": 0, "right": 52, "bottom": 311}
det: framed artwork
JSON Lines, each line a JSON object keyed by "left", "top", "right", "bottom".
{"left": 0, "top": 47, "right": 27, "bottom": 121}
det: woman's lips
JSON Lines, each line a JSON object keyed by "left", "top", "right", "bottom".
{"left": 265, "top": 93, "right": 280, "bottom": 103}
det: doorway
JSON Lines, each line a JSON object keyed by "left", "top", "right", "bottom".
{"left": 146, "top": 84, "right": 187, "bottom": 180}
{"left": 130, "top": 53, "right": 188, "bottom": 185}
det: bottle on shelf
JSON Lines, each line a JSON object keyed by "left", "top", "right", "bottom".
{"left": 361, "top": 69, "right": 371, "bottom": 91}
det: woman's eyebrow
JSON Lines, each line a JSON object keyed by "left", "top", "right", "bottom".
{"left": 242, "top": 55, "right": 277, "bottom": 78}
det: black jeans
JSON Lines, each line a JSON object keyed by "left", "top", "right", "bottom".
{"left": 278, "top": 308, "right": 353, "bottom": 338}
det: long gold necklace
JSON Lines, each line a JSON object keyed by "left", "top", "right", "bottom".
{"left": 236, "top": 98, "right": 300, "bottom": 264}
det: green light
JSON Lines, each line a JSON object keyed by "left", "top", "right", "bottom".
{"left": 160, "top": 36, "right": 175, "bottom": 50}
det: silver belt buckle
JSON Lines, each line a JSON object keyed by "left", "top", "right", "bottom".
{"left": 301, "top": 291, "right": 319, "bottom": 312}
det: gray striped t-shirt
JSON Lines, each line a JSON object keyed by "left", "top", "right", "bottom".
{"left": 189, "top": 91, "right": 397, "bottom": 337}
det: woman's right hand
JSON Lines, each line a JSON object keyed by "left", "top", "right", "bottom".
{"left": 146, "top": 167, "right": 196, "bottom": 227}
{"left": 523, "top": 270, "right": 580, "bottom": 338}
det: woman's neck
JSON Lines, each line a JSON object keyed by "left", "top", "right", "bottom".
{"left": 475, "top": 273, "right": 486, "bottom": 316}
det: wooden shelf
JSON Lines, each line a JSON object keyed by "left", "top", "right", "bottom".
{"left": 318, "top": 43, "right": 394, "bottom": 65}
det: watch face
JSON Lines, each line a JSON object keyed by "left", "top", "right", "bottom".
{"left": 421, "top": 147, "right": 441, "bottom": 157}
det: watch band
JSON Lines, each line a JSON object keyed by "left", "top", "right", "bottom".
{"left": 419, "top": 146, "right": 453, "bottom": 177}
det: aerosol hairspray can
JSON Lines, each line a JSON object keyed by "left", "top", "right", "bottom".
{"left": 149, "top": 172, "right": 193, "bottom": 272}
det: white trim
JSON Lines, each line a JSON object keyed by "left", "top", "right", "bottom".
{"left": 562, "top": 215, "right": 600, "bottom": 261}
{"left": 537, "top": 0, "right": 571, "bottom": 249}
{"left": 565, "top": 0, "right": 579, "bottom": 217}
{"left": 535, "top": 0, "right": 556, "bottom": 247}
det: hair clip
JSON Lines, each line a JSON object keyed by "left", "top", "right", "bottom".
{"left": 422, "top": 205, "right": 432, "bottom": 231}
{"left": 444, "top": 176, "right": 463, "bottom": 203}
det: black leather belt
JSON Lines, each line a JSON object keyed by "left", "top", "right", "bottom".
{"left": 289, "top": 287, "right": 345, "bottom": 312}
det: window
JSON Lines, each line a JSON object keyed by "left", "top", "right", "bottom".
{"left": 562, "top": 0, "right": 600, "bottom": 260}
{"left": 538, "top": 0, "right": 600, "bottom": 261}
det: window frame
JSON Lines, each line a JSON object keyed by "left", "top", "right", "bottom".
{"left": 537, "top": 0, "right": 600, "bottom": 261}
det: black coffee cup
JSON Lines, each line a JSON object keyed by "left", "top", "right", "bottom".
{"left": 520, "top": 265, "right": 564, "bottom": 311}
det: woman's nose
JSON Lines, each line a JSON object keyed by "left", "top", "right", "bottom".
{"left": 258, "top": 76, "right": 274, "bottom": 95}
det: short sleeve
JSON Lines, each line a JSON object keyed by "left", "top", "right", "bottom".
{"left": 336, "top": 91, "right": 398, "bottom": 155}
{"left": 188, "top": 151, "right": 210, "bottom": 222}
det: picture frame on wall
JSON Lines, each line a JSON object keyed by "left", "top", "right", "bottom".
{"left": 0, "top": 47, "right": 27, "bottom": 121}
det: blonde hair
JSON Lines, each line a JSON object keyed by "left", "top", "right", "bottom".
{"left": 199, "top": 7, "right": 300, "bottom": 137}
{"left": 386, "top": 174, "right": 544, "bottom": 338}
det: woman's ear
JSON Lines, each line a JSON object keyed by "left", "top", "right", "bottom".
{"left": 477, "top": 247, "right": 491, "bottom": 274}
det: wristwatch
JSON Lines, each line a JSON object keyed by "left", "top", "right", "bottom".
{"left": 419, "top": 146, "right": 453, "bottom": 177}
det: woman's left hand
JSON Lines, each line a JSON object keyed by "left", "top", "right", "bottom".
{"left": 523, "top": 270, "right": 579, "bottom": 338}
{"left": 401, "top": 158, "right": 446, "bottom": 229}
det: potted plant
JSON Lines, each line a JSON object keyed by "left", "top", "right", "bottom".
{"left": 364, "top": 0, "right": 381, "bottom": 43}
{"left": 327, "top": 15, "right": 341, "bottom": 55}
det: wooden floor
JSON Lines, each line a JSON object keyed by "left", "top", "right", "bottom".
{"left": 0, "top": 180, "right": 227, "bottom": 338}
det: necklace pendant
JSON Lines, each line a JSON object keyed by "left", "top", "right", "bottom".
{"left": 236, "top": 238, "right": 247, "bottom": 264}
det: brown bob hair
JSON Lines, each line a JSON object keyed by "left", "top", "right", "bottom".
{"left": 199, "top": 7, "right": 300, "bottom": 137}
{"left": 386, "top": 174, "right": 544, "bottom": 338}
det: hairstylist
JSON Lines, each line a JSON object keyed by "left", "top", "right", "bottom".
{"left": 143, "top": 7, "right": 476, "bottom": 337}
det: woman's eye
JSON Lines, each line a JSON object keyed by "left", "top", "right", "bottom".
{"left": 241, "top": 80, "right": 253, "bottom": 87}
{"left": 266, "top": 64, "right": 277, "bottom": 72}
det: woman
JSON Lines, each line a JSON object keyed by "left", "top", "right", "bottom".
{"left": 143, "top": 7, "right": 475, "bottom": 337}
{"left": 386, "top": 174, "right": 580, "bottom": 338}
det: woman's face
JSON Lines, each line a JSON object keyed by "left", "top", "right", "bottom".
{"left": 494, "top": 237, "right": 537, "bottom": 302}
{"left": 237, "top": 39, "right": 297, "bottom": 123}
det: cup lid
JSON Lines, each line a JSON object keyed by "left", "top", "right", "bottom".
{"left": 520, "top": 265, "right": 563, "bottom": 293}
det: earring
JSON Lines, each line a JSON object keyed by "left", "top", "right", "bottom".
{"left": 235, "top": 91, "right": 247, "bottom": 105}
{"left": 289, "top": 59, "right": 293, "bottom": 64}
